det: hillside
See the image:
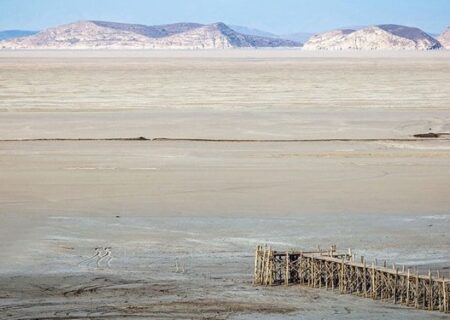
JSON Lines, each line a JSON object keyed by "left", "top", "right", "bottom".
{"left": 0, "top": 21, "right": 300, "bottom": 49}
{"left": 304, "top": 24, "right": 441, "bottom": 50}
{"left": 438, "top": 27, "right": 450, "bottom": 49}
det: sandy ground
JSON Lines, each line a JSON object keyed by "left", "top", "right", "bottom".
{"left": 0, "top": 51, "right": 449, "bottom": 319}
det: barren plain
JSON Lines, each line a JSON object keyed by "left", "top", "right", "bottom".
{"left": 0, "top": 50, "right": 449, "bottom": 319}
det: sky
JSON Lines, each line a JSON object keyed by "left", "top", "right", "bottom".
{"left": 1, "top": 0, "right": 449, "bottom": 34}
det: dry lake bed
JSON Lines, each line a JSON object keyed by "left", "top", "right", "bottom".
{"left": 0, "top": 50, "right": 449, "bottom": 319}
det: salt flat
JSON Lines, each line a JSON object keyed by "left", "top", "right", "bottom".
{"left": 0, "top": 50, "right": 449, "bottom": 319}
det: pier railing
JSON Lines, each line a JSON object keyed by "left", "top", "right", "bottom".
{"left": 253, "top": 245, "right": 449, "bottom": 313}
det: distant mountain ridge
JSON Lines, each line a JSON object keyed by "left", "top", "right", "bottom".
{"left": 304, "top": 24, "right": 442, "bottom": 50}
{"left": 229, "top": 26, "right": 313, "bottom": 45}
{"left": 279, "top": 32, "right": 314, "bottom": 44}
{"left": 0, "top": 30, "right": 38, "bottom": 41}
{"left": 0, "top": 20, "right": 300, "bottom": 49}
{"left": 229, "top": 25, "right": 278, "bottom": 38}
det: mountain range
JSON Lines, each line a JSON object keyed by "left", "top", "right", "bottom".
{"left": 0, "top": 21, "right": 300, "bottom": 49}
{"left": 0, "top": 21, "right": 448, "bottom": 50}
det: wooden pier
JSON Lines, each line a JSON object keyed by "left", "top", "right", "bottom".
{"left": 253, "top": 245, "right": 449, "bottom": 314}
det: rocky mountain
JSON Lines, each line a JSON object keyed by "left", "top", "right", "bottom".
{"left": 0, "top": 20, "right": 300, "bottom": 49}
{"left": 0, "top": 30, "right": 37, "bottom": 41}
{"left": 438, "top": 27, "right": 450, "bottom": 49}
{"left": 304, "top": 24, "right": 442, "bottom": 50}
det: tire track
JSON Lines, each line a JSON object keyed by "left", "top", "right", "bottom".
{"left": 78, "top": 247, "right": 113, "bottom": 269}
{"left": 77, "top": 247, "right": 102, "bottom": 267}
{"left": 96, "top": 247, "right": 112, "bottom": 268}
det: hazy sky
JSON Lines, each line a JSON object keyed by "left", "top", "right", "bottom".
{"left": 1, "top": 0, "right": 449, "bottom": 34}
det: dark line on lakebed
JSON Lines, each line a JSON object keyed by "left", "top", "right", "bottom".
{"left": 1, "top": 134, "right": 450, "bottom": 143}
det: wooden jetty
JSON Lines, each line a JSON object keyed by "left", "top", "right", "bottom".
{"left": 253, "top": 245, "right": 449, "bottom": 314}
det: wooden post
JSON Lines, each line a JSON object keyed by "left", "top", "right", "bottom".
{"left": 285, "top": 251, "right": 289, "bottom": 287}
{"left": 394, "top": 268, "right": 398, "bottom": 304}
{"left": 415, "top": 273, "right": 419, "bottom": 309}
{"left": 363, "top": 259, "right": 367, "bottom": 298}
{"left": 261, "top": 246, "right": 266, "bottom": 284}
{"left": 318, "top": 260, "right": 322, "bottom": 289}
{"left": 260, "top": 246, "right": 264, "bottom": 285}
{"left": 307, "top": 257, "right": 311, "bottom": 287}
{"left": 253, "top": 246, "right": 260, "bottom": 285}
{"left": 311, "top": 257, "right": 315, "bottom": 288}
{"left": 340, "top": 258, "right": 344, "bottom": 293}
{"left": 372, "top": 262, "right": 376, "bottom": 299}
{"left": 263, "top": 246, "right": 269, "bottom": 285}
{"left": 406, "top": 269, "right": 410, "bottom": 306}
{"left": 429, "top": 270, "right": 433, "bottom": 311}
{"left": 438, "top": 271, "right": 443, "bottom": 311}
{"left": 269, "top": 247, "right": 274, "bottom": 286}
{"left": 299, "top": 252, "right": 303, "bottom": 285}
{"left": 443, "top": 280, "right": 447, "bottom": 313}
{"left": 329, "top": 261, "right": 333, "bottom": 290}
